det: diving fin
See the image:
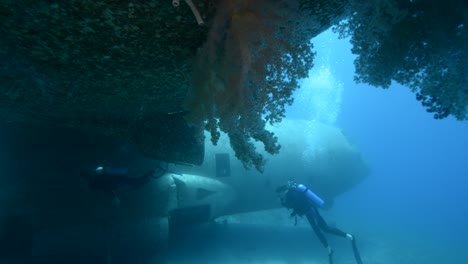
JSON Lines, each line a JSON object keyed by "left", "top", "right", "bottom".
{"left": 351, "top": 237, "right": 363, "bottom": 264}
{"left": 328, "top": 246, "right": 334, "bottom": 264}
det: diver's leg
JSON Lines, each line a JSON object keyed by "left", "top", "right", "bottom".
{"left": 351, "top": 236, "right": 363, "bottom": 264}
{"left": 306, "top": 210, "right": 329, "bottom": 247}
{"left": 132, "top": 168, "right": 167, "bottom": 187}
{"left": 306, "top": 210, "right": 333, "bottom": 264}
{"left": 117, "top": 171, "right": 154, "bottom": 188}
{"left": 314, "top": 208, "right": 347, "bottom": 237}
{"left": 113, "top": 175, "right": 147, "bottom": 189}
{"left": 314, "top": 209, "right": 363, "bottom": 263}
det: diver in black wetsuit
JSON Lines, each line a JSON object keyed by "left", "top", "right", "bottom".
{"left": 80, "top": 165, "right": 164, "bottom": 205}
{"left": 276, "top": 181, "right": 363, "bottom": 264}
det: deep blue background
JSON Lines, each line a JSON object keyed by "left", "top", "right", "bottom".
{"left": 309, "top": 31, "right": 468, "bottom": 244}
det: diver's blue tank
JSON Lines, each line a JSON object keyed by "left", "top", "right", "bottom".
{"left": 296, "top": 184, "right": 324, "bottom": 208}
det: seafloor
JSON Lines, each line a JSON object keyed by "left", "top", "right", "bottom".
{"left": 160, "top": 209, "right": 467, "bottom": 264}
{"left": 20, "top": 209, "right": 468, "bottom": 264}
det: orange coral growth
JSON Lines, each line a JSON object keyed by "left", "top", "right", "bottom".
{"left": 184, "top": 0, "right": 317, "bottom": 171}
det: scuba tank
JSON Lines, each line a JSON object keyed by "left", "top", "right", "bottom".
{"left": 289, "top": 181, "right": 324, "bottom": 208}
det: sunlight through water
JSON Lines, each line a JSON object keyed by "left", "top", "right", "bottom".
{"left": 286, "top": 31, "right": 344, "bottom": 125}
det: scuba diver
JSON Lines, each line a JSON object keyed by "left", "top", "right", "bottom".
{"left": 80, "top": 165, "right": 166, "bottom": 206}
{"left": 276, "top": 181, "right": 363, "bottom": 264}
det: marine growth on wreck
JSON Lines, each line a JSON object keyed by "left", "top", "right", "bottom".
{"left": 1, "top": 0, "right": 466, "bottom": 170}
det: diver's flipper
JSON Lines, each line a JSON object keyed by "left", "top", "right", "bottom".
{"left": 351, "top": 237, "right": 363, "bottom": 264}
{"left": 328, "top": 247, "right": 334, "bottom": 264}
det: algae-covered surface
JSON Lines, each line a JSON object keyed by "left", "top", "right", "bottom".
{"left": 1, "top": 0, "right": 216, "bottom": 164}
{"left": 1, "top": 0, "right": 212, "bottom": 120}
{"left": 1, "top": 0, "right": 349, "bottom": 167}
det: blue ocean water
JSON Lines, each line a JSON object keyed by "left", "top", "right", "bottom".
{"left": 243, "top": 29, "right": 467, "bottom": 264}
{"left": 310, "top": 30, "right": 468, "bottom": 263}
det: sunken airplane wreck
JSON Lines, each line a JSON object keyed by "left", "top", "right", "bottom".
{"left": 1, "top": 0, "right": 369, "bottom": 257}
{"left": 9, "top": 0, "right": 462, "bottom": 260}
{"left": 0, "top": 118, "right": 368, "bottom": 258}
